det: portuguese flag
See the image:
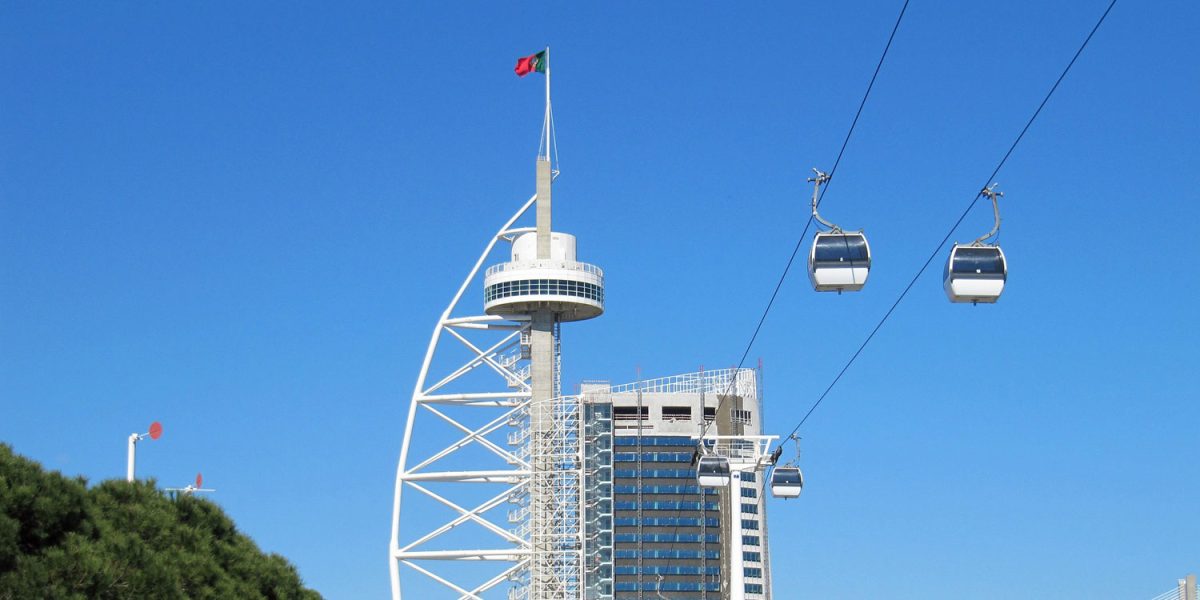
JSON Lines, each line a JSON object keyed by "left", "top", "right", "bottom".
{"left": 514, "top": 50, "right": 546, "bottom": 77}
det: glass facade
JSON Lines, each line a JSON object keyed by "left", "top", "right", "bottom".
{"left": 582, "top": 372, "right": 770, "bottom": 599}
{"left": 484, "top": 278, "right": 604, "bottom": 303}
{"left": 610, "top": 432, "right": 720, "bottom": 600}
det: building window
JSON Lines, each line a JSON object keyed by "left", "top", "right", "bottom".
{"left": 612, "top": 484, "right": 716, "bottom": 495}
{"left": 612, "top": 406, "right": 648, "bottom": 421}
{"left": 743, "top": 551, "right": 761, "bottom": 562}
{"left": 741, "top": 503, "right": 758, "bottom": 514}
{"left": 742, "top": 535, "right": 760, "bottom": 546}
{"left": 661, "top": 406, "right": 691, "bottom": 420}
{"left": 731, "top": 409, "right": 752, "bottom": 425}
{"left": 484, "top": 279, "right": 603, "bottom": 303}
{"left": 613, "top": 436, "right": 697, "bottom": 447}
{"left": 614, "top": 582, "right": 720, "bottom": 593}
{"left": 613, "top": 517, "right": 720, "bottom": 527}
{"left": 741, "top": 519, "right": 759, "bottom": 530}
{"left": 614, "top": 452, "right": 693, "bottom": 463}
{"left": 614, "top": 469, "right": 698, "bottom": 479}
{"left": 613, "top": 566, "right": 720, "bottom": 576}
{"left": 614, "top": 533, "right": 720, "bottom": 544}
{"left": 613, "top": 501, "right": 719, "bottom": 512}
{"left": 614, "top": 550, "right": 721, "bottom": 560}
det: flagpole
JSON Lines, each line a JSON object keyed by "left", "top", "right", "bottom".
{"left": 544, "top": 46, "right": 551, "bottom": 164}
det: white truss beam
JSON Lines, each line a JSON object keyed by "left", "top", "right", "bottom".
{"left": 405, "top": 482, "right": 526, "bottom": 546}
{"left": 398, "top": 486, "right": 525, "bottom": 553}
{"left": 392, "top": 192, "right": 586, "bottom": 600}
{"left": 400, "top": 561, "right": 482, "bottom": 599}
{"left": 391, "top": 188, "right": 586, "bottom": 599}
{"left": 408, "top": 405, "right": 527, "bottom": 472}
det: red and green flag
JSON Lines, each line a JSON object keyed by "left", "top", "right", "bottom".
{"left": 514, "top": 50, "right": 546, "bottom": 77}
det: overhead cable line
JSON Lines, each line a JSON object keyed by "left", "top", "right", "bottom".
{"left": 698, "top": 0, "right": 911, "bottom": 441}
{"left": 650, "top": 0, "right": 913, "bottom": 588}
{"left": 782, "top": 0, "right": 1117, "bottom": 441}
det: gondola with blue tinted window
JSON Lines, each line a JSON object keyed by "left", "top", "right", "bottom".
{"left": 770, "top": 435, "right": 805, "bottom": 499}
{"left": 806, "top": 169, "right": 871, "bottom": 292}
{"left": 770, "top": 466, "right": 804, "bottom": 499}
{"left": 696, "top": 455, "right": 730, "bottom": 488}
{"left": 945, "top": 184, "right": 1007, "bottom": 304}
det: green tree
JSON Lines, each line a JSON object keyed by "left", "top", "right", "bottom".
{"left": 0, "top": 444, "right": 321, "bottom": 600}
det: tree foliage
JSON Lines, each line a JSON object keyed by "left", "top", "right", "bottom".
{"left": 0, "top": 444, "right": 321, "bottom": 599}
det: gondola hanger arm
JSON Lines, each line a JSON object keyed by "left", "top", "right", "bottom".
{"left": 808, "top": 168, "right": 841, "bottom": 232}
{"left": 972, "top": 183, "right": 1004, "bottom": 246}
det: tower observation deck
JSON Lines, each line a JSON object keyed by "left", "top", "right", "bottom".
{"left": 483, "top": 231, "right": 604, "bottom": 322}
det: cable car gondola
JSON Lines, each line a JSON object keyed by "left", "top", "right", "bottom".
{"left": 806, "top": 168, "right": 871, "bottom": 293}
{"left": 696, "top": 456, "right": 730, "bottom": 488}
{"left": 945, "top": 184, "right": 1007, "bottom": 304}
{"left": 770, "top": 466, "right": 804, "bottom": 499}
{"left": 944, "top": 244, "right": 1007, "bottom": 303}
{"left": 809, "top": 231, "right": 871, "bottom": 292}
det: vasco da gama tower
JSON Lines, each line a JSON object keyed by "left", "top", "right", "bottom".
{"left": 389, "top": 48, "right": 782, "bottom": 600}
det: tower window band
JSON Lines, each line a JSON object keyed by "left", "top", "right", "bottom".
{"left": 484, "top": 279, "right": 603, "bottom": 303}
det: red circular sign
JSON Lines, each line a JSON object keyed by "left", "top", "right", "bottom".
{"left": 195, "top": 473, "right": 203, "bottom": 488}
{"left": 148, "top": 421, "right": 163, "bottom": 440}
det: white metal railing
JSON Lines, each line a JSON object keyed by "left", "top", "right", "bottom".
{"left": 606, "top": 367, "right": 756, "bottom": 397}
{"left": 698, "top": 435, "right": 777, "bottom": 464}
{"left": 486, "top": 260, "right": 604, "bottom": 278}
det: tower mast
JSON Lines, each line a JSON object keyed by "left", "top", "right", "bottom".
{"left": 536, "top": 46, "right": 553, "bottom": 260}
{"left": 391, "top": 45, "right": 603, "bottom": 600}
{"left": 543, "top": 46, "right": 552, "bottom": 162}
{"left": 530, "top": 44, "right": 558, "bottom": 596}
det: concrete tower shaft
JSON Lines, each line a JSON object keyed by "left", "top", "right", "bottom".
{"left": 530, "top": 158, "right": 559, "bottom": 596}
{"left": 524, "top": 157, "right": 599, "bottom": 598}
{"left": 475, "top": 157, "right": 604, "bottom": 598}
{"left": 536, "top": 158, "right": 552, "bottom": 259}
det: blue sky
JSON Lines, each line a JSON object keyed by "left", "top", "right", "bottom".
{"left": 2, "top": 1, "right": 1197, "bottom": 598}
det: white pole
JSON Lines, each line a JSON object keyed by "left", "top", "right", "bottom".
{"left": 729, "top": 470, "right": 746, "bottom": 600}
{"left": 126, "top": 433, "right": 138, "bottom": 482}
{"left": 544, "top": 46, "right": 551, "bottom": 163}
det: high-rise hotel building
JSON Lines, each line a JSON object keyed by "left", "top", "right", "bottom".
{"left": 582, "top": 368, "right": 772, "bottom": 600}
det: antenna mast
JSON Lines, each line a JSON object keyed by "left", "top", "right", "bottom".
{"left": 544, "top": 46, "right": 551, "bottom": 162}
{"left": 127, "top": 421, "right": 163, "bottom": 482}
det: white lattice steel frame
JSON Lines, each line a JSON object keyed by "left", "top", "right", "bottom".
{"left": 607, "top": 367, "right": 758, "bottom": 398}
{"left": 390, "top": 193, "right": 585, "bottom": 600}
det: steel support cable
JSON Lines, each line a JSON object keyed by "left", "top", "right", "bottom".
{"left": 645, "top": 2, "right": 914, "bottom": 593}
{"left": 698, "top": 0, "right": 912, "bottom": 443}
{"left": 640, "top": 1, "right": 1114, "bottom": 592}
{"left": 782, "top": 0, "right": 1117, "bottom": 442}
{"left": 1147, "top": 590, "right": 1184, "bottom": 600}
